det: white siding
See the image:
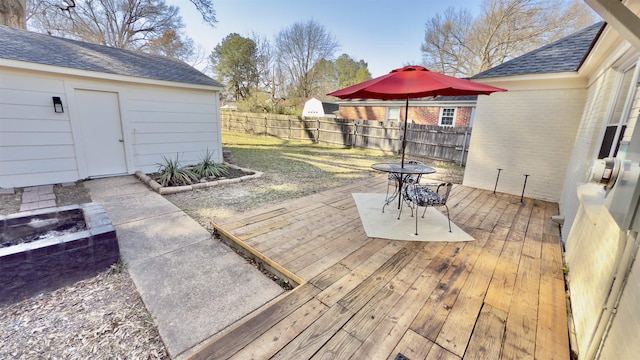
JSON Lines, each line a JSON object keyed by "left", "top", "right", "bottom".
{"left": 0, "top": 70, "right": 79, "bottom": 188}
{"left": 126, "top": 86, "right": 221, "bottom": 174}
{"left": 0, "top": 67, "right": 221, "bottom": 188}
{"left": 464, "top": 85, "right": 586, "bottom": 202}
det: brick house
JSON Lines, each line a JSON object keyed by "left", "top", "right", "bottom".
{"left": 464, "top": 1, "right": 640, "bottom": 357}
{"left": 336, "top": 95, "right": 477, "bottom": 127}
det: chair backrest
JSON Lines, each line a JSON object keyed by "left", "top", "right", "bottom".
{"left": 437, "top": 183, "right": 453, "bottom": 202}
{"left": 406, "top": 160, "right": 426, "bottom": 183}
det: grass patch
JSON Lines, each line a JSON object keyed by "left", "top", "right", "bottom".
{"left": 222, "top": 131, "right": 463, "bottom": 185}
{"left": 164, "top": 132, "right": 465, "bottom": 221}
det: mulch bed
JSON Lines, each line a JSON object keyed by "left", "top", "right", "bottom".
{"left": 0, "top": 267, "right": 168, "bottom": 359}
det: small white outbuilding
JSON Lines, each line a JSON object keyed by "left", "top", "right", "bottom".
{"left": 302, "top": 97, "right": 339, "bottom": 118}
{"left": 0, "top": 25, "right": 224, "bottom": 188}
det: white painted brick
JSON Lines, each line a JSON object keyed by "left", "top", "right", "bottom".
{"left": 464, "top": 87, "right": 586, "bottom": 202}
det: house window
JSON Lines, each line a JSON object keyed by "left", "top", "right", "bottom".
{"left": 387, "top": 107, "right": 400, "bottom": 122}
{"left": 439, "top": 108, "right": 455, "bottom": 126}
{"left": 598, "top": 63, "right": 639, "bottom": 159}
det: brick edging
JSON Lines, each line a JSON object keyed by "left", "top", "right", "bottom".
{"left": 135, "top": 163, "right": 263, "bottom": 195}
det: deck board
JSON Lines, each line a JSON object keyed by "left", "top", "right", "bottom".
{"left": 187, "top": 178, "right": 569, "bottom": 360}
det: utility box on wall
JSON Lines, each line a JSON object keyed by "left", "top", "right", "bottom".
{"left": 592, "top": 115, "right": 640, "bottom": 231}
{"left": 603, "top": 159, "right": 640, "bottom": 230}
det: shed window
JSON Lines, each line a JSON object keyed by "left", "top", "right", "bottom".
{"left": 598, "top": 63, "right": 638, "bottom": 159}
{"left": 387, "top": 107, "right": 400, "bottom": 122}
{"left": 439, "top": 108, "right": 455, "bottom": 126}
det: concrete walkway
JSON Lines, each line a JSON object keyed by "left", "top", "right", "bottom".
{"left": 83, "top": 176, "right": 284, "bottom": 359}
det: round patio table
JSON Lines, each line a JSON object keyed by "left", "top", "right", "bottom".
{"left": 371, "top": 162, "right": 436, "bottom": 210}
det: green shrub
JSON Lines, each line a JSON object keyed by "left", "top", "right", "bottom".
{"left": 156, "top": 154, "right": 199, "bottom": 187}
{"left": 193, "top": 149, "right": 229, "bottom": 179}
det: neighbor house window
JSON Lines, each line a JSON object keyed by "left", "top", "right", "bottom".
{"left": 387, "top": 107, "right": 401, "bottom": 122}
{"left": 598, "top": 63, "right": 638, "bottom": 159}
{"left": 439, "top": 108, "right": 455, "bottom": 126}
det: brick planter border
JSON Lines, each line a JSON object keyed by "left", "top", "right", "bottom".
{"left": 136, "top": 162, "right": 263, "bottom": 195}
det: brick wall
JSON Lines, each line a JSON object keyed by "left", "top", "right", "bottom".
{"left": 338, "top": 106, "right": 387, "bottom": 121}
{"left": 339, "top": 105, "right": 475, "bottom": 127}
{"left": 559, "top": 68, "right": 616, "bottom": 240}
{"left": 463, "top": 87, "right": 586, "bottom": 202}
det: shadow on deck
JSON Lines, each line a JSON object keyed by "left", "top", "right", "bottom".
{"left": 185, "top": 177, "right": 570, "bottom": 360}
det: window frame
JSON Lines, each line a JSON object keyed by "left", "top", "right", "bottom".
{"left": 439, "top": 107, "right": 456, "bottom": 127}
{"left": 597, "top": 60, "right": 640, "bottom": 159}
{"left": 386, "top": 107, "right": 401, "bottom": 122}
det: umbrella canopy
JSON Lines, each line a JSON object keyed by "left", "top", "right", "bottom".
{"left": 327, "top": 65, "right": 507, "bottom": 166}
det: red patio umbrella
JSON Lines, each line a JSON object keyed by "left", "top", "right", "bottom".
{"left": 327, "top": 65, "right": 507, "bottom": 166}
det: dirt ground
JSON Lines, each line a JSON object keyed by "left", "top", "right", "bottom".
{"left": 0, "top": 182, "right": 168, "bottom": 359}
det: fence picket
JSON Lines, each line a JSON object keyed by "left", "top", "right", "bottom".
{"left": 221, "top": 112, "right": 471, "bottom": 165}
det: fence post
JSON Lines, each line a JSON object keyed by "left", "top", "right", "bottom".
{"left": 263, "top": 116, "right": 267, "bottom": 136}
{"left": 351, "top": 121, "right": 355, "bottom": 148}
{"left": 353, "top": 121, "right": 358, "bottom": 148}
{"left": 460, "top": 128, "right": 469, "bottom": 166}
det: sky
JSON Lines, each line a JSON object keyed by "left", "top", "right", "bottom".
{"left": 167, "top": 0, "right": 483, "bottom": 77}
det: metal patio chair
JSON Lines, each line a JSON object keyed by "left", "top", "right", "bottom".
{"left": 399, "top": 182, "right": 453, "bottom": 235}
{"left": 384, "top": 159, "right": 425, "bottom": 203}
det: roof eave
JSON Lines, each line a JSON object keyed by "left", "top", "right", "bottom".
{"left": 473, "top": 71, "right": 583, "bottom": 82}
{"left": 471, "top": 71, "right": 588, "bottom": 91}
{"left": 0, "top": 58, "right": 223, "bottom": 91}
{"left": 585, "top": 0, "right": 640, "bottom": 51}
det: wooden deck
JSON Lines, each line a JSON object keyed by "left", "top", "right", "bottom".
{"left": 188, "top": 177, "right": 570, "bottom": 360}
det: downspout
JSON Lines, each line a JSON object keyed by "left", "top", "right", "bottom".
{"left": 584, "top": 229, "right": 639, "bottom": 359}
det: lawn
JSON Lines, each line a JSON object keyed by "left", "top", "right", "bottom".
{"left": 165, "top": 131, "right": 464, "bottom": 227}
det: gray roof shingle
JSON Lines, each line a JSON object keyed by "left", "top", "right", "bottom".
{"left": 472, "top": 22, "right": 605, "bottom": 79}
{"left": 0, "top": 25, "right": 222, "bottom": 87}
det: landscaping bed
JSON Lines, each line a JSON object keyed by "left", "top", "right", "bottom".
{"left": 137, "top": 163, "right": 262, "bottom": 195}
{"left": 0, "top": 182, "right": 167, "bottom": 359}
{"left": 0, "top": 204, "right": 119, "bottom": 305}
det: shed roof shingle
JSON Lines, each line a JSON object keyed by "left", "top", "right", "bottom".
{"left": 0, "top": 25, "right": 222, "bottom": 87}
{"left": 472, "top": 22, "right": 605, "bottom": 79}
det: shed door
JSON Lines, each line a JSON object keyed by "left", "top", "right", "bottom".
{"left": 76, "top": 90, "right": 127, "bottom": 177}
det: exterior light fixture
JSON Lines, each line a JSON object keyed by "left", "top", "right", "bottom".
{"left": 52, "top": 96, "right": 64, "bottom": 113}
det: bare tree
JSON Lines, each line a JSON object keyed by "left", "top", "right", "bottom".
{"left": 422, "top": 7, "right": 475, "bottom": 77}
{"left": 422, "top": 0, "right": 598, "bottom": 77}
{"left": 5, "top": 0, "right": 215, "bottom": 29}
{"left": 251, "top": 32, "right": 282, "bottom": 107}
{"left": 275, "top": 19, "right": 339, "bottom": 100}
{"left": 0, "top": 0, "right": 26, "bottom": 28}
{"left": 29, "top": 1, "right": 180, "bottom": 48}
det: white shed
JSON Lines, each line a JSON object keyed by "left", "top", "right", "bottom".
{"left": 0, "top": 25, "right": 224, "bottom": 188}
{"left": 302, "top": 97, "right": 338, "bottom": 117}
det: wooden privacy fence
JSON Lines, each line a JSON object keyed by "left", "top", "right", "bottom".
{"left": 221, "top": 112, "right": 472, "bottom": 165}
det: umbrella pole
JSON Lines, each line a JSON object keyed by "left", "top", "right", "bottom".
{"left": 401, "top": 97, "right": 409, "bottom": 168}
{"left": 398, "top": 97, "right": 410, "bottom": 210}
